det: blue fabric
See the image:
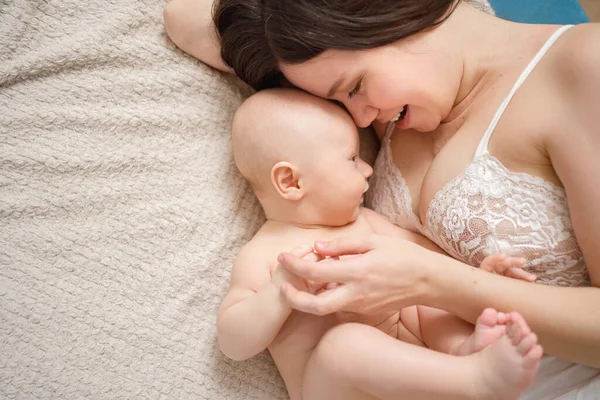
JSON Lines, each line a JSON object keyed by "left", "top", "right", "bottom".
{"left": 488, "top": 0, "right": 590, "bottom": 24}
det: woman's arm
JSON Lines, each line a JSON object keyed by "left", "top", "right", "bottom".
{"left": 278, "top": 235, "right": 600, "bottom": 367}
{"left": 550, "top": 23, "right": 600, "bottom": 289}
{"left": 163, "top": 0, "right": 233, "bottom": 72}
{"left": 475, "top": 23, "right": 600, "bottom": 366}
{"left": 426, "top": 253, "right": 600, "bottom": 367}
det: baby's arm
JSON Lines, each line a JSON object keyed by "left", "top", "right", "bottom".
{"left": 217, "top": 243, "right": 310, "bottom": 361}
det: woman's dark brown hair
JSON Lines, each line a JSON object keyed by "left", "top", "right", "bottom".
{"left": 214, "top": 0, "right": 459, "bottom": 91}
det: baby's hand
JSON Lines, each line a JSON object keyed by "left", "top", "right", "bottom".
{"left": 271, "top": 246, "right": 325, "bottom": 294}
{"left": 480, "top": 253, "right": 536, "bottom": 282}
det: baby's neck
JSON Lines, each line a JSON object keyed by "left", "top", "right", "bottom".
{"left": 258, "top": 193, "right": 356, "bottom": 229}
{"left": 262, "top": 205, "right": 352, "bottom": 231}
{"left": 265, "top": 217, "right": 330, "bottom": 231}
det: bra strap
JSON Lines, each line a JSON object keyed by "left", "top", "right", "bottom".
{"left": 475, "top": 25, "right": 574, "bottom": 156}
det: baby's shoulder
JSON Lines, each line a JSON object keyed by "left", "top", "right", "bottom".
{"left": 227, "top": 232, "right": 285, "bottom": 293}
{"left": 235, "top": 233, "right": 276, "bottom": 268}
{"left": 234, "top": 224, "right": 298, "bottom": 269}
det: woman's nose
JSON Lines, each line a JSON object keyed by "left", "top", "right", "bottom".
{"left": 347, "top": 102, "right": 378, "bottom": 128}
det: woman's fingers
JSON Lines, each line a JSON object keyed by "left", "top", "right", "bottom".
{"left": 277, "top": 251, "right": 354, "bottom": 283}
{"left": 290, "top": 245, "right": 317, "bottom": 258}
{"left": 301, "top": 249, "right": 324, "bottom": 263}
{"left": 281, "top": 282, "right": 352, "bottom": 315}
{"left": 313, "top": 235, "right": 376, "bottom": 257}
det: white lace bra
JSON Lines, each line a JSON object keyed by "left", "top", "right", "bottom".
{"left": 367, "top": 25, "right": 590, "bottom": 287}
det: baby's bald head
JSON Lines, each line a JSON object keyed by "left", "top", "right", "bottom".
{"left": 231, "top": 88, "right": 352, "bottom": 193}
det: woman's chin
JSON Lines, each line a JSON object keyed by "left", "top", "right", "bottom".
{"left": 413, "top": 118, "right": 440, "bottom": 133}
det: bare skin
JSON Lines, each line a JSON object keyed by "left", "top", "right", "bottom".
{"left": 217, "top": 90, "right": 542, "bottom": 400}
{"left": 162, "top": 0, "right": 600, "bottom": 367}
{"left": 223, "top": 213, "right": 541, "bottom": 400}
{"left": 276, "top": 11, "right": 600, "bottom": 368}
{"left": 163, "top": 0, "right": 231, "bottom": 73}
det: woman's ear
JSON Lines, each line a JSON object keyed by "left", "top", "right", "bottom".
{"left": 271, "top": 162, "right": 304, "bottom": 201}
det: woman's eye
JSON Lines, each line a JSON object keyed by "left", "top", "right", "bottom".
{"left": 348, "top": 79, "right": 362, "bottom": 99}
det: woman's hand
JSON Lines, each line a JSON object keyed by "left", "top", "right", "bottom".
{"left": 277, "top": 234, "right": 437, "bottom": 315}
{"left": 271, "top": 246, "right": 327, "bottom": 294}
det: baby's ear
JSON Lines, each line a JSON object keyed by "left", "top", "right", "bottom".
{"left": 271, "top": 162, "right": 304, "bottom": 201}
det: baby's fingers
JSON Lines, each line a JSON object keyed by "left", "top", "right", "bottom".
{"left": 278, "top": 251, "right": 353, "bottom": 283}
{"left": 281, "top": 282, "right": 351, "bottom": 316}
{"left": 505, "top": 267, "right": 537, "bottom": 282}
{"left": 503, "top": 256, "right": 526, "bottom": 268}
{"left": 480, "top": 254, "right": 506, "bottom": 272}
{"left": 487, "top": 255, "right": 526, "bottom": 274}
{"left": 290, "top": 245, "right": 317, "bottom": 259}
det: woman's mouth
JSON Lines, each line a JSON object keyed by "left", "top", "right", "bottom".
{"left": 391, "top": 105, "right": 410, "bottom": 129}
{"left": 390, "top": 105, "right": 407, "bottom": 124}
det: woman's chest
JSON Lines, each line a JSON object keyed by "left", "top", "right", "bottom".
{"left": 368, "top": 86, "right": 588, "bottom": 285}
{"left": 389, "top": 78, "right": 563, "bottom": 225}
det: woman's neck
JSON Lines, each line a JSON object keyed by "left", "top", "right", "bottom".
{"left": 442, "top": 3, "right": 558, "bottom": 125}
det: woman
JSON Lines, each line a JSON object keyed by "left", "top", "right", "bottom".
{"left": 164, "top": 0, "right": 600, "bottom": 397}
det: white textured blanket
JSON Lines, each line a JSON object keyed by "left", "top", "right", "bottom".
{"left": 0, "top": 0, "right": 490, "bottom": 398}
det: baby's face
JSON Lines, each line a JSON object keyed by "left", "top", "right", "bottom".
{"left": 298, "top": 111, "right": 373, "bottom": 226}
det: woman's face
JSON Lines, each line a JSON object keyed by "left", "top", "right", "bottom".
{"left": 280, "top": 36, "right": 461, "bottom": 132}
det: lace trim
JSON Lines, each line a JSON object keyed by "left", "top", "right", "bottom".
{"left": 424, "top": 153, "right": 590, "bottom": 287}
{"left": 366, "top": 131, "right": 423, "bottom": 233}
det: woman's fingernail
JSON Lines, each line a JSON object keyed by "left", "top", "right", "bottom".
{"left": 278, "top": 254, "right": 285, "bottom": 263}
{"left": 314, "top": 241, "right": 326, "bottom": 248}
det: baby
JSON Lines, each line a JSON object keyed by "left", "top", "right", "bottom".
{"left": 218, "top": 88, "right": 543, "bottom": 400}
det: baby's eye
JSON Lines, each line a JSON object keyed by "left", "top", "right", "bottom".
{"left": 350, "top": 155, "right": 357, "bottom": 162}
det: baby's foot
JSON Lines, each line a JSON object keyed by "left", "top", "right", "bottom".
{"left": 473, "top": 312, "right": 543, "bottom": 400}
{"left": 455, "top": 308, "right": 508, "bottom": 356}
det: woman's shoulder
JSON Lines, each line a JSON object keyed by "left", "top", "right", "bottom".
{"left": 540, "top": 23, "right": 600, "bottom": 131}
{"left": 551, "top": 24, "right": 600, "bottom": 86}
{"left": 540, "top": 24, "right": 600, "bottom": 150}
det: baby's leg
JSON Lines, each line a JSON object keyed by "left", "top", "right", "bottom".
{"left": 302, "top": 317, "right": 542, "bottom": 400}
{"left": 416, "top": 306, "right": 508, "bottom": 355}
{"left": 405, "top": 305, "right": 476, "bottom": 354}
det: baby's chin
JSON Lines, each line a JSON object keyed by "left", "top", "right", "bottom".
{"left": 323, "top": 208, "right": 361, "bottom": 227}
